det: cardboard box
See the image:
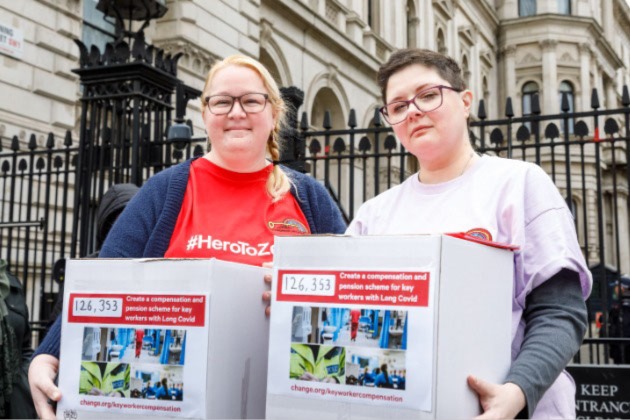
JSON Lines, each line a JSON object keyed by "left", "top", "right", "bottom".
{"left": 56, "top": 258, "right": 269, "bottom": 419}
{"left": 266, "top": 234, "right": 514, "bottom": 419}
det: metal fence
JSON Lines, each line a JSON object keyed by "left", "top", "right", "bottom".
{"left": 0, "top": 17, "right": 205, "bottom": 341}
{"left": 0, "top": 129, "right": 205, "bottom": 338}
{"left": 2, "top": 73, "right": 629, "bottom": 364}
{"left": 297, "top": 87, "right": 630, "bottom": 364}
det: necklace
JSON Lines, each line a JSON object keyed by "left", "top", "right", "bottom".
{"left": 418, "top": 151, "right": 477, "bottom": 183}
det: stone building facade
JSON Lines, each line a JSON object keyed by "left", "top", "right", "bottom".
{"left": 4, "top": 0, "right": 629, "bottom": 147}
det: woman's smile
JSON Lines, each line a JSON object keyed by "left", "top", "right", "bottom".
{"left": 225, "top": 127, "right": 252, "bottom": 136}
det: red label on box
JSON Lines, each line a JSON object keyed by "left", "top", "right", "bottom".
{"left": 276, "top": 270, "right": 430, "bottom": 307}
{"left": 67, "top": 293, "right": 206, "bottom": 326}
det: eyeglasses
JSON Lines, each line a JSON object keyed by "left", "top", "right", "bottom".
{"left": 205, "top": 93, "right": 269, "bottom": 115}
{"left": 380, "top": 85, "right": 461, "bottom": 125}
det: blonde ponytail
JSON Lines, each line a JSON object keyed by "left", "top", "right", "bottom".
{"left": 266, "top": 131, "right": 292, "bottom": 202}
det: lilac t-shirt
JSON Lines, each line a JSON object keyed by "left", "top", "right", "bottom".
{"left": 347, "top": 155, "right": 592, "bottom": 418}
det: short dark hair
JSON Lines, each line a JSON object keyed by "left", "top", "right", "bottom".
{"left": 377, "top": 48, "right": 466, "bottom": 103}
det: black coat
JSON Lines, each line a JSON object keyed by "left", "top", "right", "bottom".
{"left": 2, "top": 271, "right": 37, "bottom": 419}
{"left": 48, "top": 183, "right": 140, "bottom": 323}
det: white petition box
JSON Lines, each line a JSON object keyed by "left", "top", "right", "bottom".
{"left": 266, "top": 235, "right": 514, "bottom": 419}
{"left": 56, "top": 258, "right": 269, "bottom": 420}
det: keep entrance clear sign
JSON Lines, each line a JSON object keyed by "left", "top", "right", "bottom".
{"left": 567, "top": 365, "right": 630, "bottom": 418}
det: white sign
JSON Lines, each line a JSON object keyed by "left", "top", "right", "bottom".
{"left": 71, "top": 296, "right": 124, "bottom": 317}
{"left": 280, "top": 273, "right": 336, "bottom": 296}
{"left": 266, "top": 235, "right": 514, "bottom": 419}
{"left": 57, "top": 258, "right": 270, "bottom": 419}
{"left": 59, "top": 291, "right": 209, "bottom": 418}
{"left": 268, "top": 266, "right": 435, "bottom": 411}
{"left": 0, "top": 23, "right": 23, "bottom": 59}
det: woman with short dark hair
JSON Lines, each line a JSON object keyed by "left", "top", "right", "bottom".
{"left": 347, "top": 48, "right": 591, "bottom": 419}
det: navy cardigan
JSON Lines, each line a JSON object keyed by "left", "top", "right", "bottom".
{"left": 36, "top": 158, "right": 346, "bottom": 358}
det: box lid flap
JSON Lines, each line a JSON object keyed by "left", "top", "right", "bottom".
{"left": 445, "top": 232, "right": 519, "bottom": 251}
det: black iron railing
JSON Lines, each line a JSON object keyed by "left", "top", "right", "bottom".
{"left": 0, "top": 0, "right": 205, "bottom": 343}
{"left": 296, "top": 87, "right": 630, "bottom": 365}
{"left": 0, "top": 129, "right": 205, "bottom": 338}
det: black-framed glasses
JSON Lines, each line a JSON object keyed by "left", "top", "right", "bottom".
{"left": 205, "top": 93, "right": 269, "bottom": 115}
{"left": 379, "top": 85, "right": 461, "bottom": 125}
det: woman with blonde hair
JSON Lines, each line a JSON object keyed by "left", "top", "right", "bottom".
{"left": 29, "top": 54, "right": 345, "bottom": 419}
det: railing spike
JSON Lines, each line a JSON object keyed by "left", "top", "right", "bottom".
{"left": 622, "top": 85, "right": 629, "bottom": 107}
{"left": 532, "top": 93, "right": 541, "bottom": 115}
{"left": 544, "top": 123, "right": 560, "bottom": 139}
{"left": 11, "top": 135, "right": 19, "bottom": 151}
{"left": 591, "top": 88, "right": 600, "bottom": 110}
{"left": 373, "top": 107, "right": 382, "bottom": 127}
{"left": 28, "top": 134, "right": 37, "bottom": 150}
{"left": 64, "top": 130, "right": 73, "bottom": 146}
{"left": 300, "top": 111, "right": 309, "bottom": 131}
{"left": 348, "top": 109, "right": 357, "bottom": 128}
{"left": 604, "top": 118, "right": 619, "bottom": 136}
{"left": 46, "top": 133, "right": 55, "bottom": 149}
{"left": 323, "top": 111, "right": 332, "bottom": 130}
{"left": 74, "top": 39, "right": 89, "bottom": 68}
{"left": 561, "top": 92, "right": 570, "bottom": 112}
{"left": 477, "top": 99, "right": 486, "bottom": 120}
{"left": 505, "top": 97, "right": 514, "bottom": 118}
{"left": 89, "top": 45, "right": 101, "bottom": 66}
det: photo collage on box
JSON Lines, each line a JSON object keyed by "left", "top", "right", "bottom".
{"left": 80, "top": 327, "right": 186, "bottom": 401}
{"left": 289, "top": 307, "right": 407, "bottom": 390}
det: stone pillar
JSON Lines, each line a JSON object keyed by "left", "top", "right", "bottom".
{"left": 595, "top": 64, "right": 605, "bottom": 106}
{"left": 469, "top": 25, "right": 480, "bottom": 103}
{"left": 380, "top": 0, "right": 391, "bottom": 43}
{"left": 579, "top": 43, "right": 591, "bottom": 111}
{"left": 538, "top": 0, "right": 554, "bottom": 13}
{"left": 606, "top": 79, "right": 617, "bottom": 109}
{"left": 316, "top": 0, "right": 326, "bottom": 16}
{"left": 423, "top": 1, "right": 435, "bottom": 48}
{"left": 503, "top": 46, "right": 517, "bottom": 112}
{"left": 408, "top": 16, "right": 419, "bottom": 48}
{"left": 576, "top": 0, "right": 591, "bottom": 16}
{"left": 449, "top": 17, "right": 457, "bottom": 57}
{"left": 346, "top": 13, "right": 365, "bottom": 45}
{"left": 601, "top": 0, "right": 614, "bottom": 40}
{"left": 541, "top": 40, "right": 558, "bottom": 114}
{"left": 496, "top": 0, "right": 518, "bottom": 19}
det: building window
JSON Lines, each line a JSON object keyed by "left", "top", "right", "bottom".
{"left": 559, "top": 81, "right": 575, "bottom": 133}
{"left": 367, "top": 0, "right": 380, "bottom": 34}
{"left": 518, "top": 0, "right": 536, "bottom": 17}
{"left": 482, "top": 76, "right": 490, "bottom": 114}
{"left": 522, "top": 82, "right": 539, "bottom": 116}
{"left": 82, "top": 0, "right": 116, "bottom": 51}
{"left": 522, "top": 81, "right": 539, "bottom": 132}
{"left": 557, "top": 0, "right": 571, "bottom": 15}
